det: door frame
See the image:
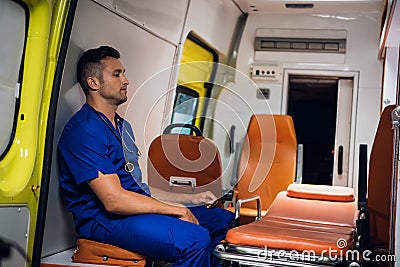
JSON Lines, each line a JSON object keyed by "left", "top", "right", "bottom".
{"left": 282, "top": 69, "right": 359, "bottom": 187}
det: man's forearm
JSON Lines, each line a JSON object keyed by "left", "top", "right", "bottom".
{"left": 88, "top": 173, "right": 188, "bottom": 216}
{"left": 148, "top": 186, "right": 193, "bottom": 205}
{"left": 148, "top": 186, "right": 218, "bottom": 208}
{"left": 108, "top": 189, "right": 199, "bottom": 224}
{"left": 109, "top": 189, "right": 182, "bottom": 214}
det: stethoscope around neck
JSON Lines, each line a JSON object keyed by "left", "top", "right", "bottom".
{"left": 94, "top": 109, "right": 141, "bottom": 173}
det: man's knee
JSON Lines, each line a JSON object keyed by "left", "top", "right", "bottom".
{"left": 222, "top": 209, "right": 235, "bottom": 224}
{"left": 172, "top": 227, "right": 212, "bottom": 266}
{"left": 189, "top": 227, "right": 212, "bottom": 252}
{"left": 215, "top": 208, "right": 235, "bottom": 231}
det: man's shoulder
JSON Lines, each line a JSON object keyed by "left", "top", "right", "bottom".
{"left": 60, "top": 104, "right": 104, "bottom": 143}
{"left": 69, "top": 103, "right": 97, "bottom": 123}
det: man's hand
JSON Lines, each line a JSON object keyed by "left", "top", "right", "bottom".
{"left": 149, "top": 186, "right": 218, "bottom": 208}
{"left": 176, "top": 206, "right": 199, "bottom": 225}
{"left": 191, "top": 191, "right": 218, "bottom": 208}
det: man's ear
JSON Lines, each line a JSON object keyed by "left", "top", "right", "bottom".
{"left": 87, "top": 77, "right": 100, "bottom": 91}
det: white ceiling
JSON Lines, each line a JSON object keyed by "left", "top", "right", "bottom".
{"left": 233, "top": 0, "right": 385, "bottom": 14}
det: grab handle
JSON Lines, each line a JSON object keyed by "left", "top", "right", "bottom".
{"left": 163, "top": 124, "right": 202, "bottom": 136}
{"left": 169, "top": 176, "right": 196, "bottom": 191}
{"left": 337, "top": 145, "right": 343, "bottom": 175}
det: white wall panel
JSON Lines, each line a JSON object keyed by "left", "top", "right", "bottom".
{"left": 94, "top": 0, "right": 188, "bottom": 45}
{"left": 0, "top": 206, "right": 29, "bottom": 267}
{"left": 352, "top": 86, "right": 380, "bottom": 188}
{"left": 237, "top": 13, "right": 382, "bottom": 88}
{"left": 382, "top": 47, "right": 399, "bottom": 109}
{"left": 183, "top": 0, "right": 242, "bottom": 60}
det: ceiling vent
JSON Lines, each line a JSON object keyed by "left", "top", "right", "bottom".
{"left": 255, "top": 37, "right": 346, "bottom": 54}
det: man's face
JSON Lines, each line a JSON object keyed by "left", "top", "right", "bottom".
{"left": 98, "top": 57, "right": 129, "bottom": 106}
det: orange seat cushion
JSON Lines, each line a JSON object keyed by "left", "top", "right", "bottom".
{"left": 72, "top": 239, "right": 146, "bottom": 266}
{"left": 287, "top": 183, "right": 355, "bottom": 202}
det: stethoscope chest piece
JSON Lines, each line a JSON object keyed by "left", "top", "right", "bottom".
{"left": 125, "top": 162, "right": 134, "bottom": 173}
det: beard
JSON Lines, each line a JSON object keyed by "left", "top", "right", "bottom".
{"left": 99, "top": 87, "right": 128, "bottom": 106}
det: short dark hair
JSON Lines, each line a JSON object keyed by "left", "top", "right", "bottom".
{"left": 77, "top": 46, "right": 120, "bottom": 95}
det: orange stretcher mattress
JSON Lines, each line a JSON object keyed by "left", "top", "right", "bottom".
{"left": 266, "top": 191, "right": 358, "bottom": 228}
{"left": 226, "top": 185, "right": 358, "bottom": 255}
{"left": 226, "top": 218, "right": 354, "bottom": 255}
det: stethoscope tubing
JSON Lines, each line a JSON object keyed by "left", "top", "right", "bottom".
{"left": 92, "top": 107, "right": 140, "bottom": 173}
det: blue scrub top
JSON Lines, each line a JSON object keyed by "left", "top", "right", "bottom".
{"left": 58, "top": 103, "right": 150, "bottom": 235}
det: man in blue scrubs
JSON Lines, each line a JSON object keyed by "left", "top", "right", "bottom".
{"left": 58, "top": 45, "right": 234, "bottom": 267}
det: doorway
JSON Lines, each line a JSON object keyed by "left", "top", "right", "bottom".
{"left": 283, "top": 70, "right": 357, "bottom": 186}
{"left": 288, "top": 75, "right": 338, "bottom": 185}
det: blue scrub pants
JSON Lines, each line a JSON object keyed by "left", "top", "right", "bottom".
{"left": 88, "top": 206, "right": 234, "bottom": 267}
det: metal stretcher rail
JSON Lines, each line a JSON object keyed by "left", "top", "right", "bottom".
{"left": 215, "top": 244, "right": 345, "bottom": 267}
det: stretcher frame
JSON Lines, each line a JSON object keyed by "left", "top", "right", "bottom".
{"left": 215, "top": 187, "right": 366, "bottom": 267}
{"left": 215, "top": 243, "right": 352, "bottom": 267}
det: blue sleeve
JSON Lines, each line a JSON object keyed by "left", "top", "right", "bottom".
{"left": 59, "top": 118, "right": 117, "bottom": 185}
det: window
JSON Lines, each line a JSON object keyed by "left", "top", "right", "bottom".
{"left": 170, "top": 86, "right": 199, "bottom": 134}
{"left": 171, "top": 33, "right": 218, "bottom": 134}
{"left": 0, "top": 0, "right": 27, "bottom": 157}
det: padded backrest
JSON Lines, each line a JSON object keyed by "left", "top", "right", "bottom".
{"left": 147, "top": 134, "right": 223, "bottom": 196}
{"left": 368, "top": 105, "right": 395, "bottom": 249}
{"left": 287, "top": 183, "right": 355, "bottom": 202}
{"left": 236, "top": 114, "right": 297, "bottom": 211}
